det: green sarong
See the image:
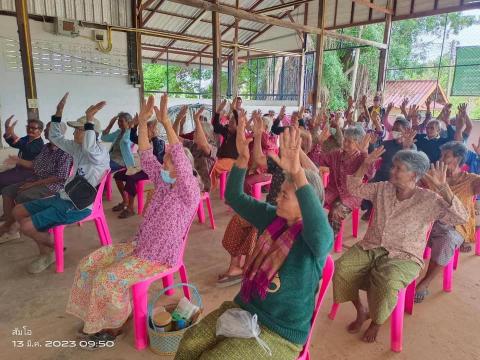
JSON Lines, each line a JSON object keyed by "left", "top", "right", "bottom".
{"left": 333, "top": 245, "right": 421, "bottom": 324}
{"left": 174, "top": 301, "right": 302, "bottom": 360}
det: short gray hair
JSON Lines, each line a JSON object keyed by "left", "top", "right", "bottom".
{"left": 118, "top": 112, "right": 133, "bottom": 124}
{"left": 427, "top": 119, "right": 441, "bottom": 130}
{"left": 344, "top": 126, "right": 366, "bottom": 142}
{"left": 440, "top": 141, "right": 468, "bottom": 166}
{"left": 285, "top": 169, "right": 324, "bottom": 205}
{"left": 392, "top": 150, "right": 430, "bottom": 180}
{"left": 393, "top": 117, "right": 411, "bottom": 129}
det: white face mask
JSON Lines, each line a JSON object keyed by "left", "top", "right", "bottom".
{"left": 391, "top": 131, "right": 402, "bottom": 140}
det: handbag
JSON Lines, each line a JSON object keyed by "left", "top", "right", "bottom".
{"left": 64, "top": 175, "right": 97, "bottom": 210}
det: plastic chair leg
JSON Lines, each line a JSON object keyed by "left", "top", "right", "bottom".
{"left": 162, "top": 274, "right": 175, "bottom": 296}
{"left": 334, "top": 221, "right": 344, "bottom": 253}
{"left": 131, "top": 282, "right": 149, "bottom": 350}
{"left": 197, "top": 199, "right": 205, "bottom": 224}
{"left": 53, "top": 226, "right": 65, "bottom": 273}
{"left": 352, "top": 208, "right": 359, "bottom": 238}
{"left": 391, "top": 288, "right": 406, "bottom": 353}
{"left": 252, "top": 184, "right": 262, "bottom": 200}
{"left": 106, "top": 173, "right": 112, "bottom": 201}
{"left": 328, "top": 303, "right": 340, "bottom": 320}
{"left": 404, "top": 279, "right": 416, "bottom": 315}
{"left": 423, "top": 247, "right": 431, "bottom": 260}
{"left": 179, "top": 264, "right": 191, "bottom": 300}
{"left": 219, "top": 172, "right": 227, "bottom": 200}
{"left": 453, "top": 248, "right": 459, "bottom": 270}
{"left": 93, "top": 217, "right": 107, "bottom": 246}
{"left": 205, "top": 196, "right": 215, "bottom": 230}
{"left": 443, "top": 256, "right": 454, "bottom": 292}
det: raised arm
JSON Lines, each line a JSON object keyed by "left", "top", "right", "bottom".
{"left": 212, "top": 100, "right": 229, "bottom": 137}
{"left": 101, "top": 115, "right": 118, "bottom": 141}
{"left": 225, "top": 110, "right": 275, "bottom": 230}
{"left": 252, "top": 113, "right": 267, "bottom": 168}
{"left": 347, "top": 146, "right": 385, "bottom": 200}
{"left": 49, "top": 93, "right": 77, "bottom": 155}
{"left": 192, "top": 107, "right": 211, "bottom": 155}
{"left": 172, "top": 105, "right": 188, "bottom": 136}
{"left": 3, "top": 115, "right": 22, "bottom": 147}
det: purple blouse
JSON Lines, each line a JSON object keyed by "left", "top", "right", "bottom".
{"left": 133, "top": 143, "right": 200, "bottom": 266}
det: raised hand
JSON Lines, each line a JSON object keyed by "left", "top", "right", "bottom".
{"left": 252, "top": 112, "right": 264, "bottom": 137}
{"left": 319, "top": 124, "right": 331, "bottom": 143}
{"left": 458, "top": 103, "right": 467, "bottom": 117}
{"left": 279, "top": 105, "right": 286, "bottom": 119}
{"left": 356, "top": 133, "right": 373, "bottom": 154}
{"left": 139, "top": 95, "right": 155, "bottom": 125}
{"left": 424, "top": 161, "right": 448, "bottom": 190}
{"left": 56, "top": 92, "right": 69, "bottom": 117}
{"left": 235, "top": 109, "right": 252, "bottom": 160}
{"left": 438, "top": 103, "right": 452, "bottom": 125}
{"left": 177, "top": 105, "right": 188, "bottom": 125}
{"left": 364, "top": 145, "right": 385, "bottom": 165}
{"left": 400, "top": 98, "right": 409, "bottom": 115}
{"left": 193, "top": 106, "right": 205, "bottom": 124}
{"left": 4, "top": 115, "right": 17, "bottom": 137}
{"left": 401, "top": 128, "right": 417, "bottom": 149}
{"left": 408, "top": 104, "right": 420, "bottom": 126}
{"left": 154, "top": 93, "right": 170, "bottom": 127}
{"left": 386, "top": 102, "right": 394, "bottom": 113}
{"left": 216, "top": 99, "right": 228, "bottom": 114}
{"left": 298, "top": 106, "right": 305, "bottom": 120}
{"left": 270, "top": 127, "right": 301, "bottom": 175}
{"left": 86, "top": 101, "right": 106, "bottom": 123}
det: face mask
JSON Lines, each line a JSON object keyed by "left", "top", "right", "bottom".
{"left": 329, "top": 127, "right": 337, "bottom": 135}
{"left": 161, "top": 169, "right": 176, "bottom": 184}
{"left": 391, "top": 131, "right": 402, "bottom": 140}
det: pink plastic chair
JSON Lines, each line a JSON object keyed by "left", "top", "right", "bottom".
{"left": 219, "top": 171, "right": 229, "bottom": 200}
{"left": 328, "top": 279, "right": 416, "bottom": 353}
{"left": 104, "top": 171, "right": 114, "bottom": 201}
{"left": 324, "top": 205, "right": 360, "bottom": 253}
{"left": 52, "top": 171, "right": 112, "bottom": 273}
{"left": 131, "top": 222, "right": 194, "bottom": 350}
{"left": 250, "top": 176, "right": 272, "bottom": 200}
{"left": 197, "top": 192, "right": 215, "bottom": 229}
{"left": 297, "top": 255, "right": 335, "bottom": 360}
{"left": 135, "top": 179, "right": 151, "bottom": 216}
{"left": 423, "top": 246, "right": 460, "bottom": 293}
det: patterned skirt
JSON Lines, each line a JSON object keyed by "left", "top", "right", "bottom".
{"left": 174, "top": 301, "right": 302, "bottom": 360}
{"left": 66, "top": 243, "right": 167, "bottom": 334}
{"left": 222, "top": 214, "right": 258, "bottom": 257}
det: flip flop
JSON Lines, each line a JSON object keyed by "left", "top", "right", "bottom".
{"left": 112, "top": 203, "right": 126, "bottom": 212}
{"left": 414, "top": 289, "right": 429, "bottom": 303}
{"left": 118, "top": 209, "right": 135, "bottom": 219}
{"left": 216, "top": 274, "right": 243, "bottom": 288}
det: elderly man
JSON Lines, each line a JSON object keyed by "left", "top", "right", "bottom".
{"left": 334, "top": 149, "right": 468, "bottom": 343}
{"left": 0, "top": 121, "right": 72, "bottom": 243}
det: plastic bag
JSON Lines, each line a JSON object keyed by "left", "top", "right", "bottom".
{"left": 216, "top": 308, "right": 272, "bottom": 356}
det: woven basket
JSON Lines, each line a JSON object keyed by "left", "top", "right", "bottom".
{"left": 147, "top": 283, "right": 202, "bottom": 356}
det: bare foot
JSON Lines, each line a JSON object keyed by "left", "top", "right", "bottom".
{"left": 362, "top": 321, "right": 381, "bottom": 343}
{"left": 347, "top": 308, "right": 370, "bottom": 334}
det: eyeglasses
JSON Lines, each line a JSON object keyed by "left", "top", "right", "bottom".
{"left": 26, "top": 126, "right": 41, "bottom": 131}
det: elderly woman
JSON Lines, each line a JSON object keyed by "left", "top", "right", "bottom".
{"left": 218, "top": 116, "right": 317, "bottom": 287}
{"left": 0, "top": 116, "right": 44, "bottom": 200}
{"left": 309, "top": 126, "right": 375, "bottom": 236}
{"left": 361, "top": 117, "right": 417, "bottom": 220}
{"left": 111, "top": 116, "right": 165, "bottom": 219}
{"left": 210, "top": 99, "right": 239, "bottom": 190}
{"left": 334, "top": 149, "right": 468, "bottom": 343}
{"left": 175, "top": 117, "right": 333, "bottom": 360}
{"left": 0, "top": 122, "right": 72, "bottom": 244}
{"left": 66, "top": 94, "right": 200, "bottom": 349}
{"left": 415, "top": 141, "right": 480, "bottom": 302}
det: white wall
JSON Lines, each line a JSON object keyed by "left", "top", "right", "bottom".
{"left": 0, "top": 15, "right": 139, "bottom": 139}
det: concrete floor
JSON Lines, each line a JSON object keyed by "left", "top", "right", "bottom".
{"left": 1, "top": 187, "right": 480, "bottom": 360}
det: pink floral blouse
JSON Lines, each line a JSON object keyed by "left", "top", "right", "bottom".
{"left": 133, "top": 143, "right": 200, "bottom": 266}
{"left": 347, "top": 175, "right": 468, "bottom": 266}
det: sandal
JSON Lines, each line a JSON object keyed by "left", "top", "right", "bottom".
{"left": 118, "top": 209, "right": 135, "bottom": 219}
{"left": 112, "top": 203, "right": 126, "bottom": 212}
{"left": 216, "top": 274, "right": 243, "bottom": 288}
{"left": 414, "top": 289, "right": 429, "bottom": 303}
{"left": 460, "top": 242, "right": 472, "bottom": 253}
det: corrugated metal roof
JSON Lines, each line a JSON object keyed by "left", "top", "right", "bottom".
{"left": 384, "top": 80, "right": 448, "bottom": 110}
{"left": 0, "top": 0, "right": 130, "bottom": 26}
